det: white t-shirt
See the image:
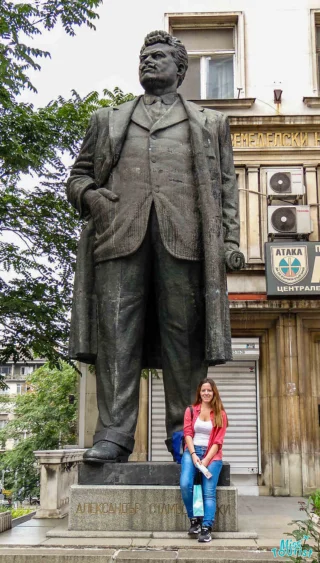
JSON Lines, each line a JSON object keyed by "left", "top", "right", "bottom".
{"left": 193, "top": 418, "right": 213, "bottom": 447}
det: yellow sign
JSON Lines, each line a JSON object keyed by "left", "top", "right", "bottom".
{"left": 231, "top": 131, "right": 320, "bottom": 149}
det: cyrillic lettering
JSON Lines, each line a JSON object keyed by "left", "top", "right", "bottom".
{"left": 274, "top": 133, "right": 282, "bottom": 147}
{"left": 266, "top": 132, "right": 273, "bottom": 146}
{"left": 311, "top": 256, "right": 320, "bottom": 283}
{"left": 249, "top": 133, "right": 256, "bottom": 147}
{"left": 291, "top": 132, "right": 300, "bottom": 147}
{"left": 301, "top": 133, "right": 308, "bottom": 146}
{"left": 314, "top": 132, "right": 320, "bottom": 145}
{"left": 283, "top": 133, "right": 291, "bottom": 146}
{"left": 241, "top": 133, "right": 249, "bottom": 147}
{"left": 233, "top": 133, "right": 241, "bottom": 147}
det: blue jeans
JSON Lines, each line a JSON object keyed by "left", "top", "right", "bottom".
{"left": 180, "top": 445, "right": 223, "bottom": 528}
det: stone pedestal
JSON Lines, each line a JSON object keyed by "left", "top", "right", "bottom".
{"left": 69, "top": 485, "right": 237, "bottom": 532}
{"left": 34, "top": 449, "right": 85, "bottom": 518}
{"left": 78, "top": 461, "right": 230, "bottom": 486}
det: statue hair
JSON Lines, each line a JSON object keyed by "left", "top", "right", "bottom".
{"left": 140, "top": 30, "right": 188, "bottom": 87}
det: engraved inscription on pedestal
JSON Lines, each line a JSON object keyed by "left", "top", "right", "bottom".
{"left": 69, "top": 485, "right": 237, "bottom": 532}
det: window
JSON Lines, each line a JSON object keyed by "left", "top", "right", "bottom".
{"left": 0, "top": 420, "right": 8, "bottom": 430}
{"left": 0, "top": 366, "right": 11, "bottom": 378}
{"left": 20, "top": 366, "right": 33, "bottom": 377}
{"left": 317, "top": 26, "right": 320, "bottom": 93}
{"left": 167, "top": 12, "right": 245, "bottom": 101}
{"left": 310, "top": 11, "right": 320, "bottom": 95}
{"left": 16, "top": 384, "right": 22, "bottom": 395}
{"left": 175, "top": 28, "right": 235, "bottom": 99}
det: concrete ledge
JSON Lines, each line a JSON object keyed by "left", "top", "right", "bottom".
{"left": 0, "top": 511, "right": 11, "bottom": 533}
{"left": 69, "top": 485, "right": 237, "bottom": 532}
{"left": 0, "top": 548, "right": 281, "bottom": 563}
{"left": 12, "top": 511, "right": 36, "bottom": 528}
{"left": 46, "top": 529, "right": 257, "bottom": 539}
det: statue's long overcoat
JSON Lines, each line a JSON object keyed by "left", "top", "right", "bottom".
{"left": 67, "top": 96, "right": 240, "bottom": 367}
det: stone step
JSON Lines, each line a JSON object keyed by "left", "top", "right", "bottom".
{"left": 46, "top": 530, "right": 257, "bottom": 539}
{"left": 0, "top": 548, "right": 288, "bottom": 563}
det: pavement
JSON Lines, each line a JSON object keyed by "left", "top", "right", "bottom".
{"left": 0, "top": 496, "right": 312, "bottom": 561}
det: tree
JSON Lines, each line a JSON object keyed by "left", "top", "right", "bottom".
{"left": 0, "top": 0, "right": 102, "bottom": 105}
{"left": 0, "top": 88, "right": 134, "bottom": 366}
{"left": 0, "top": 362, "right": 78, "bottom": 499}
{"left": 0, "top": 1, "right": 135, "bottom": 365}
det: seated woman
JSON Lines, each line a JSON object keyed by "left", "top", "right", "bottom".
{"left": 180, "top": 377, "right": 228, "bottom": 543}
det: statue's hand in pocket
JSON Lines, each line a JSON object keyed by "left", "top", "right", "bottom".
{"left": 96, "top": 188, "right": 119, "bottom": 203}
{"left": 84, "top": 188, "right": 119, "bottom": 234}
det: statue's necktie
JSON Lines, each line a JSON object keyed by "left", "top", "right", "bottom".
{"left": 147, "top": 97, "right": 167, "bottom": 123}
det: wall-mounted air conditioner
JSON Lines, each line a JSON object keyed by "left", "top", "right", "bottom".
{"left": 266, "top": 168, "right": 304, "bottom": 198}
{"left": 268, "top": 205, "right": 312, "bottom": 235}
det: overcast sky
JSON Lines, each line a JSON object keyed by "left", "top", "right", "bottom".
{"left": 22, "top": 0, "right": 177, "bottom": 106}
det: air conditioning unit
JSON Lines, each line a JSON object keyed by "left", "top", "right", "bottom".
{"left": 266, "top": 168, "right": 305, "bottom": 197}
{"left": 268, "top": 205, "right": 312, "bottom": 235}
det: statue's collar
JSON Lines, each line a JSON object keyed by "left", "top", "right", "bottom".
{"left": 143, "top": 92, "right": 178, "bottom": 106}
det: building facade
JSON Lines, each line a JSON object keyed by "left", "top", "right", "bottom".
{"left": 0, "top": 360, "right": 45, "bottom": 450}
{"left": 78, "top": 0, "right": 320, "bottom": 496}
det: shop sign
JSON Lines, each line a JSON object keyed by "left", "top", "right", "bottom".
{"left": 265, "top": 242, "right": 320, "bottom": 296}
{"left": 231, "top": 131, "right": 320, "bottom": 149}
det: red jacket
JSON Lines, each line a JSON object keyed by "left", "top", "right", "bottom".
{"left": 183, "top": 404, "right": 227, "bottom": 463}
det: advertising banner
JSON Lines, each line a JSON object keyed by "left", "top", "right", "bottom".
{"left": 265, "top": 242, "right": 320, "bottom": 297}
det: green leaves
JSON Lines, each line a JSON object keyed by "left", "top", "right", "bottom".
{"left": 0, "top": 0, "right": 102, "bottom": 104}
{"left": 0, "top": 362, "right": 78, "bottom": 499}
{"left": 0, "top": 89, "right": 134, "bottom": 367}
{"left": 0, "top": 2, "right": 134, "bottom": 366}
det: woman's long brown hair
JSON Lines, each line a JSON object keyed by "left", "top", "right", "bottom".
{"left": 193, "top": 377, "right": 228, "bottom": 428}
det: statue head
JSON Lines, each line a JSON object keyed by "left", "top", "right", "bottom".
{"left": 139, "top": 30, "right": 188, "bottom": 94}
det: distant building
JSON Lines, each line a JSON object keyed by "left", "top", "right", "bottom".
{"left": 0, "top": 360, "right": 45, "bottom": 450}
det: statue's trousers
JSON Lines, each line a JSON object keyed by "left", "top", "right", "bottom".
{"left": 93, "top": 206, "right": 208, "bottom": 451}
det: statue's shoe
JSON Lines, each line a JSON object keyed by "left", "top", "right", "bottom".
{"left": 83, "top": 440, "right": 131, "bottom": 464}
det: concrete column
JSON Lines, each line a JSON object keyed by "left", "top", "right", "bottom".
{"left": 282, "top": 315, "right": 302, "bottom": 496}
{"left": 237, "top": 167, "right": 248, "bottom": 263}
{"left": 305, "top": 165, "right": 319, "bottom": 241}
{"left": 258, "top": 329, "right": 273, "bottom": 496}
{"left": 297, "top": 318, "right": 320, "bottom": 495}
{"left": 247, "top": 166, "right": 262, "bottom": 262}
{"left": 130, "top": 376, "right": 148, "bottom": 461}
{"left": 77, "top": 363, "right": 98, "bottom": 449}
{"left": 273, "top": 314, "right": 302, "bottom": 496}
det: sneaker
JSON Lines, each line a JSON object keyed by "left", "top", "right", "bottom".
{"left": 198, "top": 526, "right": 212, "bottom": 542}
{"left": 188, "top": 517, "right": 201, "bottom": 536}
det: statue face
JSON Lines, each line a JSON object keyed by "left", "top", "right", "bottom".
{"left": 139, "top": 43, "right": 180, "bottom": 93}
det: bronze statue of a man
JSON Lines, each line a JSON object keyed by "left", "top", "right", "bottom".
{"left": 67, "top": 30, "right": 244, "bottom": 463}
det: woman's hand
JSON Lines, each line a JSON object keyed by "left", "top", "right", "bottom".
{"left": 201, "top": 456, "right": 210, "bottom": 467}
{"left": 191, "top": 454, "right": 201, "bottom": 466}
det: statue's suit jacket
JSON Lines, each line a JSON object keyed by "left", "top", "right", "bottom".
{"left": 67, "top": 95, "right": 240, "bottom": 367}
